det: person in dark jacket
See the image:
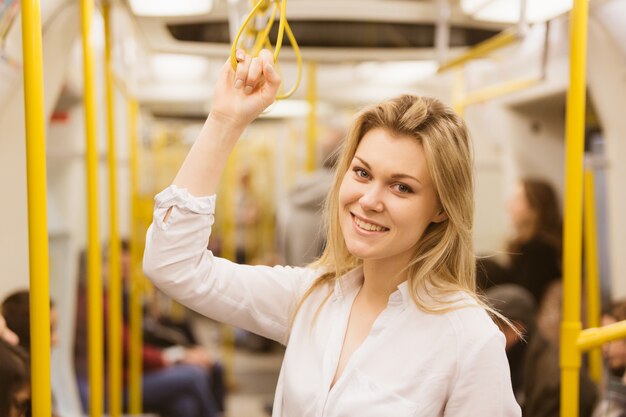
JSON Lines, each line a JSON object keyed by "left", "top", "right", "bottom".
{"left": 506, "top": 178, "right": 562, "bottom": 303}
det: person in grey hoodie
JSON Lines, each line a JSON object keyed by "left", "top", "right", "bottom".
{"left": 283, "top": 126, "right": 344, "bottom": 266}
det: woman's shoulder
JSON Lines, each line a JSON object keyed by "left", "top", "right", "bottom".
{"left": 438, "top": 292, "right": 501, "bottom": 343}
{"left": 407, "top": 288, "right": 500, "bottom": 342}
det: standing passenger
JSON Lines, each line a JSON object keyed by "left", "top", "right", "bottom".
{"left": 143, "top": 49, "right": 521, "bottom": 416}
{"left": 506, "top": 178, "right": 562, "bottom": 303}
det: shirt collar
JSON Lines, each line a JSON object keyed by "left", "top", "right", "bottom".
{"left": 334, "top": 266, "right": 411, "bottom": 308}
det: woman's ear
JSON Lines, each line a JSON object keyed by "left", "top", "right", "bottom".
{"left": 432, "top": 209, "right": 448, "bottom": 223}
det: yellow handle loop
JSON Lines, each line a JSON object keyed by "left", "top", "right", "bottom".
{"left": 230, "top": 0, "right": 302, "bottom": 100}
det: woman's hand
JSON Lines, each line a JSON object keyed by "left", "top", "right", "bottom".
{"left": 210, "top": 49, "right": 281, "bottom": 129}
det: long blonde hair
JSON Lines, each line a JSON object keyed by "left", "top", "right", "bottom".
{"left": 296, "top": 95, "right": 484, "bottom": 318}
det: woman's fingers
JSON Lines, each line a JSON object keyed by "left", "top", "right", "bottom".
{"left": 260, "top": 49, "right": 280, "bottom": 88}
{"left": 228, "top": 49, "right": 280, "bottom": 100}
{"left": 234, "top": 49, "right": 251, "bottom": 90}
{"left": 245, "top": 57, "right": 263, "bottom": 94}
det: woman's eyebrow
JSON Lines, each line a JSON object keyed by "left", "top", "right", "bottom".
{"left": 354, "top": 155, "right": 422, "bottom": 185}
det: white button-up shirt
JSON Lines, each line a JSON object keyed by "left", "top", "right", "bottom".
{"left": 143, "top": 185, "right": 521, "bottom": 417}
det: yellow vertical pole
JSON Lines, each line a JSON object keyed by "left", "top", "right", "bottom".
{"left": 560, "top": 0, "right": 589, "bottom": 416}
{"left": 583, "top": 169, "right": 602, "bottom": 383}
{"left": 20, "top": 1, "right": 52, "bottom": 416}
{"left": 103, "top": 2, "right": 122, "bottom": 416}
{"left": 127, "top": 97, "right": 143, "bottom": 414}
{"left": 306, "top": 61, "right": 317, "bottom": 173}
{"left": 81, "top": 1, "right": 104, "bottom": 416}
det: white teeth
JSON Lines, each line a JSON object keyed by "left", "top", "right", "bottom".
{"left": 354, "top": 216, "right": 387, "bottom": 232}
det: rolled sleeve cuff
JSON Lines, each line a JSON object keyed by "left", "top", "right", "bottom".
{"left": 155, "top": 185, "right": 216, "bottom": 214}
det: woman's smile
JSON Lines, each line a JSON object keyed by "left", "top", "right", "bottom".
{"left": 351, "top": 213, "right": 389, "bottom": 234}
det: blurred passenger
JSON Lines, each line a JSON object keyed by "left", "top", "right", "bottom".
{"left": 523, "top": 281, "right": 598, "bottom": 417}
{"left": 592, "top": 300, "right": 626, "bottom": 417}
{"left": 144, "top": 50, "right": 521, "bottom": 416}
{"left": 0, "top": 313, "right": 19, "bottom": 345}
{"left": 2, "top": 290, "right": 60, "bottom": 351}
{"left": 485, "top": 284, "right": 536, "bottom": 402}
{"left": 485, "top": 283, "right": 598, "bottom": 415}
{"left": 282, "top": 124, "right": 344, "bottom": 266}
{"left": 2, "top": 291, "right": 59, "bottom": 417}
{"left": 74, "top": 245, "right": 224, "bottom": 417}
{"left": 0, "top": 339, "right": 30, "bottom": 417}
{"left": 476, "top": 256, "right": 508, "bottom": 291}
{"left": 235, "top": 168, "right": 260, "bottom": 264}
{"left": 506, "top": 178, "right": 562, "bottom": 303}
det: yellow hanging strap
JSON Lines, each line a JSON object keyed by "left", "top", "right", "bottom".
{"left": 20, "top": 1, "right": 52, "bottom": 416}
{"left": 230, "top": 0, "right": 302, "bottom": 99}
{"left": 102, "top": 2, "right": 123, "bottom": 416}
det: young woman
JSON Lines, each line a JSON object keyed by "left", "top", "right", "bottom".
{"left": 144, "top": 49, "right": 521, "bottom": 416}
{"left": 506, "top": 178, "right": 562, "bottom": 303}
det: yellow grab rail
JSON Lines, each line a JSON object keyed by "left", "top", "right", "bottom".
{"left": 438, "top": 29, "right": 518, "bottom": 73}
{"left": 560, "top": 0, "right": 589, "bottom": 415}
{"left": 127, "top": 97, "right": 144, "bottom": 414}
{"left": 577, "top": 321, "right": 626, "bottom": 352}
{"left": 20, "top": 1, "right": 52, "bottom": 416}
{"left": 583, "top": 169, "right": 602, "bottom": 383}
{"left": 103, "top": 2, "right": 123, "bottom": 416}
{"left": 457, "top": 77, "right": 541, "bottom": 108}
{"left": 230, "top": 0, "right": 302, "bottom": 99}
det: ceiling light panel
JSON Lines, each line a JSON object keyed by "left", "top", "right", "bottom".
{"left": 461, "top": 0, "right": 572, "bottom": 23}
{"left": 129, "top": 0, "right": 213, "bottom": 17}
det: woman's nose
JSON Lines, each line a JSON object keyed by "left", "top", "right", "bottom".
{"left": 359, "top": 185, "right": 384, "bottom": 212}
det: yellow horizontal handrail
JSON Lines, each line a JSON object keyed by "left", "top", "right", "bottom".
{"left": 577, "top": 320, "right": 626, "bottom": 352}
{"left": 458, "top": 76, "right": 540, "bottom": 108}
{"left": 438, "top": 29, "right": 518, "bottom": 73}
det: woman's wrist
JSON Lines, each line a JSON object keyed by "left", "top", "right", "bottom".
{"left": 208, "top": 109, "right": 249, "bottom": 133}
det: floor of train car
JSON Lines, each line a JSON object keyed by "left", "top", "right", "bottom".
{"left": 192, "top": 314, "right": 282, "bottom": 417}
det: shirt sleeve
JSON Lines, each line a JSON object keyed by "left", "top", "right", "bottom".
{"left": 143, "top": 185, "right": 318, "bottom": 345}
{"left": 444, "top": 329, "right": 522, "bottom": 417}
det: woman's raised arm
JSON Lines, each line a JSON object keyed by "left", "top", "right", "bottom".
{"left": 173, "top": 49, "right": 280, "bottom": 197}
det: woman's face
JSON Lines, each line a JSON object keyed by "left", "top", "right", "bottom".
{"left": 0, "top": 314, "right": 19, "bottom": 346}
{"left": 507, "top": 182, "right": 535, "bottom": 233}
{"left": 602, "top": 315, "right": 626, "bottom": 375}
{"left": 338, "top": 128, "right": 445, "bottom": 265}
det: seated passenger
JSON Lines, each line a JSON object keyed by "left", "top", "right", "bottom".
{"left": 74, "top": 246, "right": 223, "bottom": 417}
{"left": 485, "top": 281, "right": 601, "bottom": 417}
{"left": 592, "top": 299, "right": 626, "bottom": 417}
{"left": 2, "top": 291, "right": 62, "bottom": 417}
{"left": 0, "top": 339, "right": 30, "bottom": 417}
{"left": 0, "top": 313, "right": 19, "bottom": 345}
{"left": 2, "top": 290, "right": 60, "bottom": 351}
{"left": 485, "top": 284, "right": 536, "bottom": 403}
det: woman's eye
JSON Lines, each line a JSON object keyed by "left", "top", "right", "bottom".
{"left": 354, "top": 168, "right": 370, "bottom": 179}
{"left": 395, "top": 183, "right": 413, "bottom": 194}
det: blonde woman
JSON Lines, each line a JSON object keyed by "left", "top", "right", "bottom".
{"left": 144, "top": 49, "right": 521, "bottom": 416}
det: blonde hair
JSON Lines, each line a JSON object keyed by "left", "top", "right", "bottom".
{"left": 294, "top": 95, "right": 500, "bottom": 321}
